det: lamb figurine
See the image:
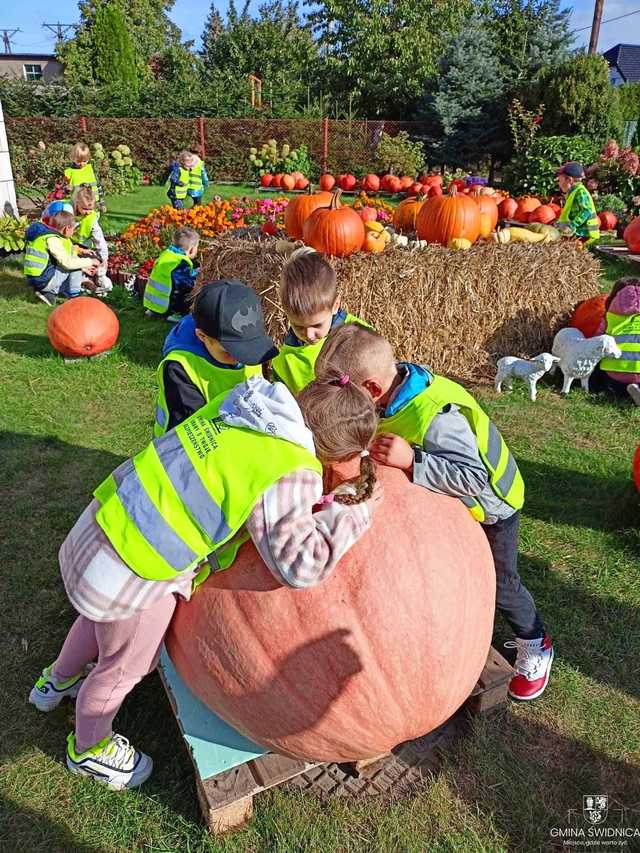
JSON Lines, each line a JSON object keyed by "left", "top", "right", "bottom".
{"left": 551, "top": 328, "right": 622, "bottom": 395}
{"left": 495, "top": 353, "right": 559, "bottom": 401}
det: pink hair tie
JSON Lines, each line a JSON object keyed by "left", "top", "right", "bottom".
{"left": 339, "top": 373, "right": 350, "bottom": 386}
{"left": 316, "top": 493, "right": 335, "bottom": 506}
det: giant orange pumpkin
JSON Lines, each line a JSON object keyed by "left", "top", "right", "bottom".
{"left": 633, "top": 446, "right": 640, "bottom": 492}
{"left": 416, "top": 186, "right": 481, "bottom": 245}
{"left": 47, "top": 296, "right": 120, "bottom": 357}
{"left": 166, "top": 466, "right": 496, "bottom": 762}
{"left": 624, "top": 217, "right": 640, "bottom": 253}
{"left": 392, "top": 192, "right": 427, "bottom": 233}
{"left": 302, "top": 189, "right": 365, "bottom": 257}
{"left": 472, "top": 189, "right": 498, "bottom": 232}
{"left": 283, "top": 186, "right": 333, "bottom": 240}
{"left": 570, "top": 294, "right": 607, "bottom": 338}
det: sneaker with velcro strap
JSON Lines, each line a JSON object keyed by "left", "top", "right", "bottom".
{"left": 66, "top": 732, "right": 153, "bottom": 790}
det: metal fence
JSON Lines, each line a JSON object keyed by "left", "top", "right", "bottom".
{"left": 6, "top": 116, "right": 429, "bottom": 182}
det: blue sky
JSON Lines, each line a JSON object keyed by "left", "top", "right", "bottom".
{"left": 3, "top": 0, "right": 638, "bottom": 56}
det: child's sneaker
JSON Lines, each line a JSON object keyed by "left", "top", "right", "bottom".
{"left": 66, "top": 732, "right": 153, "bottom": 790}
{"left": 35, "top": 290, "right": 56, "bottom": 307}
{"left": 165, "top": 313, "right": 182, "bottom": 323}
{"left": 504, "top": 634, "right": 554, "bottom": 701}
{"left": 29, "top": 664, "right": 87, "bottom": 712}
{"left": 627, "top": 384, "right": 640, "bottom": 406}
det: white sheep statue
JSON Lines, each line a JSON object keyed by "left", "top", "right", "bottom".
{"left": 495, "top": 353, "right": 559, "bottom": 401}
{"left": 551, "top": 328, "right": 622, "bottom": 395}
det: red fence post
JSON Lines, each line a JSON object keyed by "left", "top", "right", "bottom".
{"left": 321, "top": 117, "right": 329, "bottom": 174}
{"left": 198, "top": 117, "right": 206, "bottom": 159}
{"left": 79, "top": 116, "right": 87, "bottom": 135}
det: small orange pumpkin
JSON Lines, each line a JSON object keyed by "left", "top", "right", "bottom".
{"left": 498, "top": 197, "right": 518, "bottom": 220}
{"left": 416, "top": 186, "right": 481, "bottom": 246}
{"left": 393, "top": 191, "right": 427, "bottom": 234}
{"left": 570, "top": 294, "right": 607, "bottom": 338}
{"left": 515, "top": 196, "right": 541, "bottom": 222}
{"left": 302, "top": 189, "right": 366, "bottom": 257}
{"left": 283, "top": 186, "right": 333, "bottom": 240}
{"left": 624, "top": 217, "right": 640, "bottom": 252}
{"left": 529, "top": 204, "right": 557, "bottom": 224}
{"left": 281, "top": 174, "right": 296, "bottom": 192}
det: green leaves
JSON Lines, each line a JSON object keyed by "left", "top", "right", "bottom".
{"left": 0, "top": 215, "right": 28, "bottom": 254}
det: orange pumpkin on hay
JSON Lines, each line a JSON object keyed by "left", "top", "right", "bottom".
{"left": 416, "top": 187, "right": 481, "bottom": 246}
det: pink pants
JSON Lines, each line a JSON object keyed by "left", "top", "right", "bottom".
{"left": 52, "top": 595, "right": 177, "bottom": 752}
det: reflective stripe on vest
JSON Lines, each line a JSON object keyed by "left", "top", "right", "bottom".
{"left": 173, "top": 166, "right": 190, "bottom": 199}
{"left": 94, "top": 389, "right": 322, "bottom": 581}
{"left": 65, "top": 164, "right": 100, "bottom": 200}
{"left": 600, "top": 311, "right": 640, "bottom": 374}
{"left": 154, "top": 349, "right": 262, "bottom": 436}
{"left": 74, "top": 210, "right": 98, "bottom": 248}
{"left": 23, "top": 233, "right": 72, "bottom": 278}
{"left": 188, "top": 162, "right": 204, "bottom": 192}
{"left": 143, "top": 248, "right": 193, "bottom": 314}
{"left": 557, "top": 184, "right": 599, "bottom": 240}
{"left": 271, "top": 314, "right": 371, "bottom": 396}
{"left": 378, "top": 374, "right": 524, "bottom": 521}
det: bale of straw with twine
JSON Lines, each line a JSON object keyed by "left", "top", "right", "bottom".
{"left": 197, "top": 236, "right": 601, "bottom": 382}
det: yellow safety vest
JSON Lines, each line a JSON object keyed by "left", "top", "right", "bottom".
{"left": 143, "top": 248, "right": 193, "bottom": 314}
{"left": 188, "top": 162, "right": 205, "bottom": 194}
{"left": 74, "top": 210, "right": 99, "bottom": 248}
{"left": 64, "top": 163, "right": 100, "bottom": 201}
{"left": 94, "top": 391, "right": 322, "bottom": 581}
{"left": 557, "top": 183, "right": 599, "bottom": 243}
{"left": 379, "top": 374, "right": 524, "bottom": 522}
{"left": 172, "top": 166, "right": 190, "bottom": 199}
{"left": 271, "top": 314, "right": 370, "bottom": 396}
{"left": 600, "top": 311, "right": 640, "bottom": 374}
{"left": 23, "top": 231, "right": 73, "bottom": 280}
{"left": 154, "top": 348, "right": 262, "bottom": 436}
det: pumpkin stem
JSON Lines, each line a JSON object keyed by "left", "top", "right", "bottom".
{"left": 330, "top": 188, "right": 343, "bottom": 210}
{"left": 449, "top": 185, "right": 458, "bottom": 197}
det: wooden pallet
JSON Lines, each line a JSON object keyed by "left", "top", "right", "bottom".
{"left": 159, "top": 646, "right": 512, "bottom": 835}
{"left": 595, "top": 244, "right": 640, "bottom": 266}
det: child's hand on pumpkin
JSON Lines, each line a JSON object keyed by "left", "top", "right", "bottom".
{"left": 370, "top": 433, "right": 414, "bottom": 470}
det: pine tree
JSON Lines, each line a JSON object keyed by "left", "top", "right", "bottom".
{"left": 94, "top": 3, "right": 139, "bottom": 91}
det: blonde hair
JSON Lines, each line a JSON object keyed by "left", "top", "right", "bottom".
{"left": 71, "top": 142, "right": 90, "bottom": 163}
{"left": 297, "top": 370, "right": 378, "bottom": 505}
{"left": 49, "top": 211, "right": 76, "bottom": 232}
{"left": 178, "top": 150, "right": 193, "bottom": 167}
{"left": 173, "top": 226, "right": 200, "bottom": 250}
{"left": 315, "top": 324, "right": 395, "bottom": 385}
{"left": 72, "top": 186, "right": 96, "bottom": 214}
{"left": 280, "top": 248, "right": 338, "bottom": 317}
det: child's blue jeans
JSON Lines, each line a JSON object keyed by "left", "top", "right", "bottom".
{"left": 41, "top": 268, "right": 83, "bottom": 298}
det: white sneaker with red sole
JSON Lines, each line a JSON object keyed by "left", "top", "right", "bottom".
{"left": 504, "top": 634, "right": 554, "bottom": 701}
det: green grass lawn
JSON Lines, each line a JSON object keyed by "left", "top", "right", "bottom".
{"left": 1, "top": 239, "right": 640, "bottom": 851}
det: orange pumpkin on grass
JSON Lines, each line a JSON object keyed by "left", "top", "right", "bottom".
{"left": 302, "top": 189, "right": 366, "bottom": 257}
{"left": 416, "top": 186, "right": 481, "bottom": 245}
{"left": 166, "top": 465, "right": 495, "bottom": 762}
{"left": 47, "top": 296, "right": 119, "bottom": 358}
{"left": 283, "top": 186, "right": 333, "bottom": 240}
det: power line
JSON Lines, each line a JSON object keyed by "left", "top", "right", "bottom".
{"left": 575, "top": 8, "right": 640, "bottom": 32}
{"left": 42, "top": 22, "right": 79, "bottom": 42}
{"left": 1, "top": 28, "right": 21, "bottom": 53}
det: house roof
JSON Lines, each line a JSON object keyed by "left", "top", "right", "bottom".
{"left": 0, "top": 53, "right": 57, "bottom": 61}
{"left": 603, "top": 44, "right": 640, "bottom": 83}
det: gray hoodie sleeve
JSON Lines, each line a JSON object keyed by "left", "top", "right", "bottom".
{"left": 412, "top": 403, "right": 489, "bottom": 497}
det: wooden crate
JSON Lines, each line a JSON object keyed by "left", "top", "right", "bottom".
{"left": 159, "top": 646, "right": 512, "bottom": 834}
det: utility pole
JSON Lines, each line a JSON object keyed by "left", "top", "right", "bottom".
{"left": 588, "top": 0, "right": 605, "bottom": 54}
{"left": 42, "top": 22, "right": 78, "bottom": 44}
{"left": 1, "top": 28, "right": 21, "bottom": 54}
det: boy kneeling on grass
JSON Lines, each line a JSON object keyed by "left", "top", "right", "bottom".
{"left": 143, "top": 227, "right": 199, "bottom": 322}
{"left": 154, "top": 279, "right": 277, "bottom": 435}
{"left": 316, "top": 324, "right": 554, "bottom": 702}
{"left": 24, "top": 210, "right": 100, "bottom": 306}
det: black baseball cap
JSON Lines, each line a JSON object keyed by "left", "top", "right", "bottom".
{"left": 556, "top": 161, "right": 585, "bottom": 178}
{"left": 192, "top": 280, "right": 278, "bottom": 365}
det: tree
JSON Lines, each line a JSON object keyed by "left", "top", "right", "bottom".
{"left": 308, "top": 0, "right": 473, "bottom": 118}
{"left": 528, "top": 53, "right": 623, "bottom": 141}
{"left": 93, "top": 4, "right": 138, "bottom": 91}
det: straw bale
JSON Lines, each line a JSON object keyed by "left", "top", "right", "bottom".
{"left": 199, "top": 237, "right": 602, "bottom": 382}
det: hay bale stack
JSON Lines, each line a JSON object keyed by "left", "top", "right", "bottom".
{"left": 199, "top": 238, "right": 601, "bottom": 381}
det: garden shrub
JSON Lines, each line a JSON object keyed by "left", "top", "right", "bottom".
{"left": 503, "top": 134, "right": 600, "bottom": 196}
{"left": 374, "top": 131, "right": 425, "bottom": 176}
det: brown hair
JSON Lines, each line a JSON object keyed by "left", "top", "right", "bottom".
{"left": 315, "top": 324, "right": 395, "bottom": 385}
{"left": 297, "top": 370, "right": 378, "bottom": 506}
{"left": 48, "top": 211, "right": 76, "bottom": 232}
{"left": 280, "top": 248, "right": 338, "bottom": 317}
{"left": 72, "top": 186, "right": 96, "bottom": 214}
{"left": 71, "top": 142, "right": 90, "bottom": 163}
{"left": 605, "top": 277, "right": 640, "bottom": 312}
{"left": 173, "top": 226, "right": 200, "bottom": 250}
{"left": 178, "top": 150, "right": 194, "bottom": 166}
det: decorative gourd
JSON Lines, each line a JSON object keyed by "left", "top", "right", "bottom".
{"left": 493, "top": 228, "right": 511, "bottom": 244}
{"left": 47, "top": 296, "right": 119, "bottom": 358}
{"left": 166, "top": 465, "right": 496, "bottom": 762}
{"left": 363, "top": 231, "right": 387, "bottom": 253}
{"left": 319, "top": 173, "right": 336, "bottom": 191}
{"left": 339, "top": 173, "right": 357, "bottom": 191}
{"left": 508, "top": 227, "right": 546, "bottom": 243}
{"left": 416, "top": 186, "right": 481, "bottom": 246}
{"left": 624, "top": 218, "right": 640, "bottom": 252}
{"left": 472, "top": 190, "right": 498, "bottom": 232}
{"left": 514, "top": 196, "right": 541, "bottom": 222}
{"left": 357, "top": 206, "right": 378, "bottom": 223}
{"left": 392, "top": 192, "right": 427, "bottom": 234}
{"left": 361, "top": 174, "right": 380, "bottom": 192}
{"left": 281, "top": 174, "right": 296, "bottom": 192}
{"left": 283, "top": 187, "right": 333, "bottom": 240}
{"left": 529, "top": 205, "right": 556, "bottom": 224}
{"left": 549, "top": 203, "right": 562, "bottom": 216}
{"left": 260, "top": 173, "right": 273, "bottom": 188}
{"left": 526, "top": 223, "right": 560, "bottom": 241}
{"left": 448, "top": 237, "right": 472, "bottom": 250}
{"left": 570, "top": 294, "right": 607, "bottom": 338}
{"left": 302, "top": 189, "right": 366, "bottom": 257}
{"left": 598, "top": 211, "right": 617, "bottom": 231}
{"left": 633, "top": 446, "right": 640, "bottom": 493}
{"left": 498, "top": 197, "right": 518, "bottom": 220}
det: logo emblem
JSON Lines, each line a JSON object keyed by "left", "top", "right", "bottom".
{"left": 231, "top": 305, "right": 258, "bottom": 333}
{"left": 583, "top": 795, "right": 608, "bottom": 824}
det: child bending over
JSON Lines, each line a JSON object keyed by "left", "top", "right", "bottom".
{"left": 143, "top": 227, "right": 199, "bottom": 321}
